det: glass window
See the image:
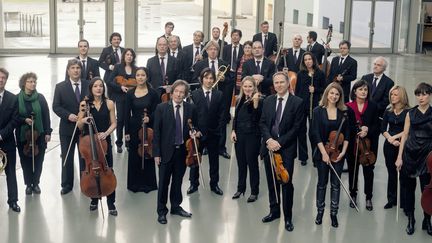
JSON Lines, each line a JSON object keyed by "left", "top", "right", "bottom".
{"left": 0, "top": 0, "right": 50, "bottom": 49}
{"left": 114, "top": 0, "right": 124, "bottom": 41}
{"left": 235, "top": 0, "right": 258, "bottom": 42}
{"left": 138, "top": 0, "right": 204, "bottom": 49}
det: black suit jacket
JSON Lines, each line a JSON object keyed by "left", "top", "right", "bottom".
{"left": 222, "top": 44, "right": 244, "bottom": 72}
{"left": 190, "top": 88, "right": 224, "bottom": 139}
{"left": 64, "top": 56, "right": 100, "bottom": 81}
{"left": 107, "top": 64, "right": 137, "bottom": 102}
{"left": 146, "top": 55, "right": 179, "bottom": 88}
{"left": 361, "top": 73, "right": 394, "bottom": 118}
{"left": 181, "top": 44, "right": 207, "bottom": 82}
{"left": 259, "top": 94, "right": 304, "bottom": 160}
{"left": 327, "top": 55, "right": 358, "bottom": 99}
{"left": 307, "top": 42, "right": 329, "bottom": 65}
{"left": 192, "top": 58, "right": 230, "bottom": 84}
{"left": 253, "top": 32, "right": 278, "bottom": 57}
{"left": 0, "top": 90, "right": 19, "bottom": 152}
{"left": 98, "top": 46, "right": 125, "bottom": 81}
{"left": 152, "top": 101, "right": 198, "bottom": 164}
{"left": 52, "top": 79, "right": 90, "bottom": 136}
{"left": 242, "top": 58, "right": 276, "bottom": 96}
{"left": 277, "top": 48, "right": 305, "bottom": 73}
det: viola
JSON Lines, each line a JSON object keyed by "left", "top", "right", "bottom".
{"left": 160, "top": 75, "right": 171, "bottom": 102}
{"left": 272, "top": 151, "right": 289, "bottom": 184}
{"left": 325, "top": 115, "right": 346, "bottom": 162}
{"left": 421, "top": 152, "right": 432, "bottom": 215}
{"left": 115, "top": 76, "right": 137, "bottom": 88}
{"left": 356, "top": 136, "right": 376, "bottom": 166}
{"left": 138, "top": 108, "right": 154, "bottom": 169}
{"left": 185, "top": 119, "right": 201, "bottom": 167}
{"left": 23, "top": 113, "right": 40, "bottom": 158}
{"left": 79, "top": 99, "right": 117, "bottom": 198}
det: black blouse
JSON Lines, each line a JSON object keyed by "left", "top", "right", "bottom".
{"left": 107, "top": 64, "right": 137, "bottom": 93}
{"left": 346, "top": 100, "right": 380, "bottom": 142}
{"left": 311, "top": 106, "right": 349, "bottom": 147}
{"left": 232, "top": 96, "right": 263, "bottom": 135}
{"left": 124, "top": 87, "right": 160, "bottom": 134}
{"left": 380, "top": 108, "right": 409, "bottom": 136}
{"left": 294, "top": 69, "right": 326, "bottom": 113}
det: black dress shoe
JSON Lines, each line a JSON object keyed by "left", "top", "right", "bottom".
{"left": 220, "top": 151, "right": 230, "bottom": 159}
{"left": 247, "top": 194, "right": 258, "bottom": 203}
{"left": 158, "top": 214, "right": 167, "bottom": 224}
{"left": 366, "top": 199, "right": 373, "bottom": 211}
{"left": 262, "top": 212, "right": 280, "bottom": 223}
{"left": 422, "top": 217, "right": 432, "bottom": 235}
{"left": 406, "top": 214, "right": 415, "bottom": 235}
{"left": 301, "top": 160, "right": 307, "bottom": 166}
{"left": 25, "top": 186, "right": 33, "bottom": 195}
{"left": 32, "top": 185, "right": 41, "bottom": 194}
{"left": 315, "top": 211, "right": 324, "bottom": 225}
{"left": 202, "top": 148, "right": 208, "bottom": 155}
{"left": 349, "top": 196, "right": 357, "bottom": 208}
{"left": 171, "top": 207, "right": 192, "bottom": 218}
{"left": 117, "top": 145, "right": 123, "bottom": 153}
{"left": 9, "top": 202, "right": 21, "bottom": 213}
{"left": 89, "top": 203, "right": 98, "bottom": 211}
{"left": 60, "top": 187, "right": 72, "bottom": 195}
{"left": 285, "top": 220, "right": 294, "bottom": 231}
{"left": 211, "top": 185, "right": 223, "bottom": 195}
{"left": 187, "top": 185, "right": 198, "bottom": 195}
{"left": 330, "top": 214, "right": 339, "bottom": 228}
{"left": 109, "top": 209, "right": 118, "bottom": 216}
{"left": 232, "top": 191, "right": 244, "bottom": 199}
{"left": 384, "top": 202, "right": 395, "bottom": 209}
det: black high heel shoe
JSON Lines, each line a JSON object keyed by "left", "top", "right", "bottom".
{"left": 315, "top": 211, "right": 324, "bottom": 225}
{"left": 422, "top": 217, "right": 432, "bottom": 236}
{"left": 406, "top": 213, "right": 416, "bottom": 235}
{"left": 330, "top": 214, "right": 339, "bottom": 228}
{"left": 232, "top": 191, "right": 244, "bottom": 199}
{"left": 247, "top": 194, "right": 258, "bottom": 203}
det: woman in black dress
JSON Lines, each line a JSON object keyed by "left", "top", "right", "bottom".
{"left": 396, "top": 82, "right": 432, "bottom": 236}
{"left": 16, "top": 72, "right": 52, "bottom": 195}
{"left": 346, "top": 80, "right": 380, "bottom": 211}
{"left": 295, "top": 51, "right": 325, "bottom": 166}
{"left": 381, "top": 85, "right": 410, "bottom": 209}
{"left": 311, "top": 82, "right": 349, "bottom": 228}
{"left": 107, "top": 48, "right": 137, "bottom": 153}
{"left": 231, "top": 76, "right": 263, "bottom": 202}
{"left": 125, "top": 67, "right": 159, "bottom": 193}
{"left": 77, "top": 77, "right": 118, "bottom": 216}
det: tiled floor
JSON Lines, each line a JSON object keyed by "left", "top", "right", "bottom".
{"left": 0, "top": 53, "right": 431, "bottom": 243}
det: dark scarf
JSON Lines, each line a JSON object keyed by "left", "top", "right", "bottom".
{"left": 18, "top": 90, "right": 44, "bottom": 142}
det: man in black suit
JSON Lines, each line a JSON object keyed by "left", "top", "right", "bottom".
{"left": 153, "top": 80, "right": 198, "bottom": 224}
{"left": 193, "top": 41, "right": 231, "bottom": 159}
{"left": 187, "top": 68, "right": 225, "bottom": 196}
{"left": 306, "top": 31, "right": 330, "bottom": 65}
{"left": 242, "top": 41, "right": 276, "bottom": 96}
{"left": 147, "top": 37, "right": 179, "bottom": 96}
{"left": 259, "top": 71, "right": 304, "bottom": 232}
{"left": 169, "top": 35, "right": 185, "bottom": 80}
{"left": 278, "top": 34, "right": 305, "bottom": 73}
{"left": 180, "top": 31, "right": 206, "bottom": 84}
{"left": 205, "top": 27, "right": 228, "bottom": 58}
{"left": 76, "top": 39, "right": 100, "bottom": 80}
{"left": 222, "top": 29, "right": 244, "bottom": 73}
{"left": 327, "top": 40, "right": 357, "bottom": 103}
{"left": 0, "top": 68, "right": 20, "bottom": 212}
{"left": 253, "top": 21, "right": 278, "bottom": 58}
{"left": 160, "top": 21, "right": 182, "bottom": 50}
{"left": 53, "top": 59, "right": 90, "bottom": 195}
{"left": 361, "top": 56, "right": 394, "bottom": 118}
{"left": 98, "top": 32, "right": 124, "bottom": 96}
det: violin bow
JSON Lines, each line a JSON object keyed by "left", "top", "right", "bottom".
{"left": 352, "top": 134, "right": 360, "bottom": 190}
{"left": 226, "top": 102, "right": 237, "bottom": 191}
{"left": 62, "top": 121, "right": 79, "bottom": 167}
{"left": 328, "top": 162, "right": 359, "bottom": 212}
{"left": 396, "top": 170, "right": 400, "bottom": 222}
{"left": 141, "top": 124, "right": 145, "bottom": 170}
{"left": 268, "top": 151, "right": 279, "bottom": 204}
{"left": 189, "top": 119, "right": 206, "bottom": 189}
{"left": 31, "top": 112, "right": 35, "bottom": 173}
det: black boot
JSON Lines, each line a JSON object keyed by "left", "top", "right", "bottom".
{"left": 406, "top": 213, "right": 416, "bottom": 235}
{"left": 330, "top": 213, "right": 338, "bottom": 228}
{"left": 315, "top": 186, "right": 326, "bottom": 225}
{"left": 422, "top": 215, "right": 432, "bottom": 236}
{"left": 315, "top": 210, "right": 324, "bottom": 225}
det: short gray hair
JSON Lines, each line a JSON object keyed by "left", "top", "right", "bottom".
{"left": 171, "top": 79, "right": 190, "bottom": 97}
{"left": 374, "top": 56, "right": 388, "bottom": 70}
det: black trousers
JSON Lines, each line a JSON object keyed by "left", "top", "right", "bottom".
{"left": 402, "top": 172, "right": 431, "bottom": 214}
{"left": 383, "top": 141, "right": 405, "bottom": 206}
{"left": 316, "top": 159, "right": 344, "bottom": 215}
{"left": 90, "top": 141, "right": 115, "bottom": 208}
{"left": 17, "top": 142, "right": 47, "bottom": 186}
{"left": 218, "top": 80, "right": 234, "bottom": 152}
{"left": 4, "top": 149, "right": 18, "bottom": 205}
{"left": 297, "top": 115, "right": 314, "bottom": 162}
{"left": 114, "top": 99, "right": 126, "bottom": 147}
{"left": 234, "top": 133, "right": 260, "bottom": 195}
{"left": 263, "top": 151, "right": 294, "bottom": 221}
{"left": 157, "top": 146, "right": 187, "bottom": 216}
{"left": 189, "top": 134, "right": 220, "bottom": 187}
{"left": 60, "top": 134, "right": 85, "bottom": 190}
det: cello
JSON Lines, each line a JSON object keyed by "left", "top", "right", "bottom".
{"left": 320, "top": 24, "right": 333, "bottom": 79}
{"left": 138, "top": 108, "right": 153, "bottom": 170}
{"left": 79, "top": 98, "right": 117, "bottom": 198}
{"left": 421, "top": 152, "right": 432, "bottom": 215}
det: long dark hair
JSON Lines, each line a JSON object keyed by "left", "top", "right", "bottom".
{"left": 135, "top": 66, "right": 152, "bottom": 88}
{"left": 87, "top": 77, "right": 107, "bottom": 102}
{"left": 121, "top": 48, "right": 136, "bottom": 67}
{"left": 299, "top": 51, "right": 319, "bottom": 72}
{"left": 350, "top": 79, "right": 370, "bottom": 101}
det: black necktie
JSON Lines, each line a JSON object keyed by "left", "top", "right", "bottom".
{"left": 307, "top": 45, "right": 312, "bottom": 51}
{"left": 339, "top": 57, "right": 344, "bottom": 67}
{"left": 175, "top": 104, "right": 183, "bottom": 145}
{"left": 264, "top": 34, "right": 268, "bottom": 49}
{"left": 205, "top": 91, "right": 210, "bottom": 108}
{"left": 172, "top": 51, "right": 175, "bottom": 57}
{"left": 271, "top": 97, "right": 284, "bottom": 137}
{"left": 74, "top": 82, "right": 80, "bottom": 103}
{"left": 211, "top": 60, "right": 216, "bottom": 73}
{"left": 160, "top": 56, "right": 166, "bottom": 79}
{"left": 81, "top": 60, "right": 86, "bottom": 79}
{"left": 256, "top": 60, "right": 261, "bottom": 74}
{"left": 194, "top": 47, "right": 200, "bottom": 64}
{"left": 114, "top": 48, "right": 120, "bottom": 64}
{"left": 372, "top": 77, "right": 378, "bottom": 94}
{"left": 232, "top": 46, "right": 238, "bottom": 70}
{"left": 294, "top": 50, "right": 298, "bottom": 63}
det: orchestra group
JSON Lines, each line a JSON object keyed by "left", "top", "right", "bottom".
{"left": 1, "top": 20, "right": 432, "bottom": 236}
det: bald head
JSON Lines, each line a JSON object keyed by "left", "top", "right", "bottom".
{"left": 292, "top": 34, "right": 303, "bottom": 48}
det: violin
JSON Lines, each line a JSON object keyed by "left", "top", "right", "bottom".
{"left": 138, "top": 108, "right": 154, "bottom": 169}
{"left": 79, "top": 98, "right": 117, "bottom": 198}
{"left": 185, "top": 119, "right": 201, "bottom": 167}
{"left": 115, "top": 76, "right": 137, "bottom": 88}
{"left": 160, "top": 75, "right": 171, "bottom": 102}
{"left": 421, "top": 152, "right": 432, "bottom": 215}
{"left": 355, "top": 124, "right": 376, "bottom": 166}
{"left": 23, "top": 112, "right": 40, "bottom": 158}
{"left": 270, "top": 151, "right": 289, "bottom": 184}
{"left": 325, "top": 115, "right": 346, "bottom": 162}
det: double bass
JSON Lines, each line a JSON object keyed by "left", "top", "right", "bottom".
{"left": 219, "top": 22, "right": 228, "bottom": 59}
{"left": 320, "top": 24, "right": 333, "bottom": 79}
{"left": 421, "top": 152, "right": 432, "bottom": 215}
{"left": 79, "top": 99, "right": 117, "bottom": 198}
